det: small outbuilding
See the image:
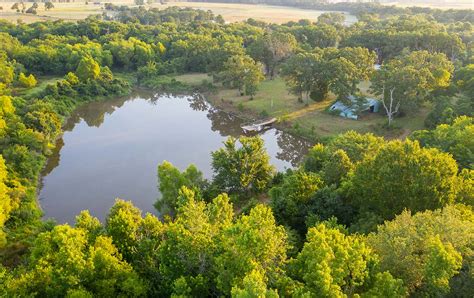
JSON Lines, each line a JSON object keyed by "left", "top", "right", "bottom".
{"left": 329, "top": 96, "right": 381, "bottom": 120}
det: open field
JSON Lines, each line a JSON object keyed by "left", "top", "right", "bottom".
{"left": 385, "top": 1, "right": 473, "bottom": 10}
{"left": 175, "top": 73, "right": 428, "bottom": 140}
{"left": 0, "top": 1, "right": 356, "bottom": 24}
{"left": 160, "top": 2, "right": 357, "bottom": 24}
{"left": 0, "top": 1, "right": 106, "bottom": 23}
{"left": 0, "top": 1, "right": 470, "bottom": 24}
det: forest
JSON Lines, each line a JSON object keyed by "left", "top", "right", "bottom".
{"left": 0, "top": 3, "right": 473, "bottom": 297}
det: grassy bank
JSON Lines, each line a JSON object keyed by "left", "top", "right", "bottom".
{"left": 173, "top": 73, "right": 428, "bottom": 141}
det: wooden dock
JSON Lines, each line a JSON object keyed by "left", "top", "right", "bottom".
{"left": 241, "top": 118, "right": 277, "bottom": 133}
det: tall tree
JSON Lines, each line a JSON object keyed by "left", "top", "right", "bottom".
{"left": 371, "top": 51, "right": 454, "bottom": 126}
{"left": 290, "top": 223, "right": 405, "bottom": 297}
{"left": 347, "top": 139, "right": 459, "bottom": 221}
{"left": 212, "top": 136, "right": 274, "bottom": 195}
{"left": 155, "top": 161, "right": 205, "bottom": 215}
{"left": 216, "top": 55, "right": 264, "bottom": 98}
{"left": 281, "top": 47, "right": 375, "bottom": 102}
{"left": 215, "top": 204, "right": 287, "bottom": 293}
{"left": 368, "top": 204, "right": 473, "bottom": 296}
{"left": 248, "top": 31, "right": 297, "bottom": 79}
{"left": 76, "top": 56, "right": 100, "bottom": 81}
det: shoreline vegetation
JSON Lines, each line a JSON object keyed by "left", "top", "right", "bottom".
{"left": 144, "top": 72, "right": 428, "bottom": 141}
{"left": 0, "top": 2, "right": 472, "bottom": 296}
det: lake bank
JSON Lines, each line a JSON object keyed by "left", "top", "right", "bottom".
{"left": 39, "top": 91, "right": 312, "bottom": 224}
{"left": 172, "top": 73, "right": 429, "bottom": 141}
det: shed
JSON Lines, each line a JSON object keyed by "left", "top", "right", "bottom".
{"left": 329, "top": 96, "right": 381, "bottom": 120}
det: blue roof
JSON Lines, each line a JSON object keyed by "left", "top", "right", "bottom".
{"left": 329, "top": 96, "right": 380, "bottom": 120}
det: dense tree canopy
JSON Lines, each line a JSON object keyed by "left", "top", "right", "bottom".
{"left": 0, "top": 4, "right": 472, "bottom": 297}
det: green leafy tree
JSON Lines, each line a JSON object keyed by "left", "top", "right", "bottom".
{"left": 367, "top": 204, "right": 473, "bottom": 295}
{"left": 231, "top": 268, "right": 279, "bottom": 298}
{"left": 362, "top": 272, "right": 408, "bottom": 298}
{"left": 270, "top": 170, "right": 323, "bottom": 231}
{"left": 215, "top": 204, "right": 287, "bottom": 293}
{"left": 248, "top": 31, "right": 297, "bottom": 79}
{"left": 0, "top": 60, "right": 14, "bottom": 86}
{"left": 412, "top": 116, "right": 474, "bottom": 169}
{"left": 347, "top": 139, "right": 459, "bottom": 221}
{"left": 455, "top": 64, "right": 474, "bottom": 99}
{"left": 212, "top": 136, "right": 275, "bottom": 195}
{"left": 44, "top": 2, "right": 54, "bottom": 10}
{"left": 216, "top": 55, "right": 264, "bottom": 98}
{"left": 291, "top": 223, "right": 376, "bottom": 297}
{"left": 0, "top": 95, "right": 14, "bottom": 136}
{"left": 325, "top": 131, "right": 384, "bottom": 163}
{"left": 105, "top": 199, "right": 144, "bottom": 261}
{"left": 281, "top": 47, "right": 375, "bottom": 102}
{"left": 5, "top": 225, "right": 146, "bottom": 296}
{"left": 158, "top": 189, "right": 233, "bottom": 296}
{"left": 422, "top": 236, "right": 462, "bottom": 295}
{"left": 0, "top": 156, "right": 12, "bottom": 247}
{"left": 321, "top": 149, "right": 354, "bottom": 186}
{"left": 17, "top": 72, "right": 37, "bottom": 88}
{"left": 155, "top": 161, "right": 205, "bottom": 214}
{"left": 317, "top": 12, "right": 346, "bottom": 26}
{"left": 371, "top": 51, "right": 454, "bottom": 126}
{"left": 76, "top": 56, "right": 100, "bottom": 82}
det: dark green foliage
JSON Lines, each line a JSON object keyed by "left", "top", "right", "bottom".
{"left": 413, "top": 116, "right": 474, "bottom": 170}
{"left": 0, "top": 5, "right": 472, "bottom": 297}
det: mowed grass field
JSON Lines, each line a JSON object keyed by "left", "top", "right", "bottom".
{"left": 0, "top": 1, "right": 357, "bottom": 24}
{"left": 0, "top": 1, "right": 106, "bottom": 23}
{"left": 385, "top": 1, "right": 473, "bottom": 10}
{"left": 159, "top": 2, "right": 357, "bottom": 24}
{"left": 176, "top": 73, "right": 428, "bottom": 140}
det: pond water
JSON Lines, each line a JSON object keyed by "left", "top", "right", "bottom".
{"left": 39, "top": 91, "right": 312, "bottom": 224}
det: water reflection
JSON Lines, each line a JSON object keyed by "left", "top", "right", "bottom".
{"left": 40, "top": 91, "right": 312, "bottom": 223}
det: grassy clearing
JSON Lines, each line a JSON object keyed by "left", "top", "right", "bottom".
{"left": 174, "top": 73, "right": 429, "bottom": 140}
{"left": 16, "top": 76, "right": 62, "bottom": 98}
{"left": 159, "top": 2, "right": 357, "bottom": 24}
{"left": 174, "top": 73, "right": 212, "bottom": 85}
{"left": 0, "top": 1, "right": 358, "bottom": 24}
{"left": 384, "top": 1, "right": 473, "bottom": 10}
{"left": 0, "top": 2, "right": 105, "bottom": 23}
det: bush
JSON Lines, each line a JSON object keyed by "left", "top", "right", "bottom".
{"left": 18, "top": 73, "right": 37, "bottom": 88}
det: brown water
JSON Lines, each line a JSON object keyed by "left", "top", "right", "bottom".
{"left": 39, "top": 91, "right": 312, "bottom": 224}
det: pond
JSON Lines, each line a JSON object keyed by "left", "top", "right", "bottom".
{"left": 39, "top": 91, "right": 313, "bottom": 224}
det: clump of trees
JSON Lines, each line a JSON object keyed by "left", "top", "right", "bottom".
{"left": 371, "top": 51, "right": 454, "bottom": 126}
{"left": 215, "top": 55, "right": 264, "bottom": 98}
{"left": 281, "top": 47, "right": 375, "bottom": 102}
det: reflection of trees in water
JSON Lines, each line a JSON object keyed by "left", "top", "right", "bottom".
{"left": 43, "top": 92, "right": 148, "bottom": 178}
{"left": 41, "top": 138, "right": 64, "bottom": 178}
{"left": 64, "top": 90, "right": 156, "bottom": 131}
{"left": 187, "top": 94, "right": 209, "bottom": 111}
{"left": 43, "top": 91, "right": 312, "bottom": 185}
{"left": 63, "top": 96, "right": 130, "bottom": 131}
{"left": 275, "top": 131, "right": 312, "bottom": 167}
{"left": 207, "top": 107, "right": 244, "bottom": 137}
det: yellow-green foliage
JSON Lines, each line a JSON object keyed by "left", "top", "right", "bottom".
{"left": 18, "top": 72, "right": 37, "bottom": 88}
{"left": 0, "top": 95, "right": 14, "bottom": 135}
{"left": 347, "top": 139, "right": 459, "bottom": 220}
{"left": 368, "top": 204, "right": 473, "bottom": 294}
{"left": 293, "top": 223, "right": 375, "bottom": 296}
{"left": 76, "top": 56, "right": 100, "bottom": 81}
{"left": 0, "top": 155, "right": 12, "bottom": 247}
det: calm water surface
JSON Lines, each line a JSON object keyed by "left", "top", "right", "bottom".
{"left": 39, "top": 91, "right": 312, "bottom": 223}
